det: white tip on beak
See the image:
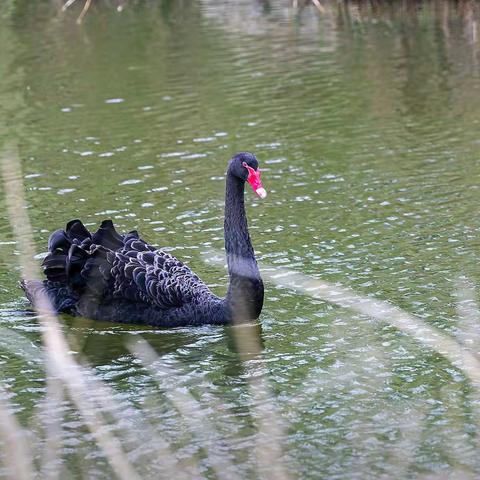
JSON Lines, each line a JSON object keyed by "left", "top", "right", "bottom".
{"left": 256, "top": 187, "right": 267, "bottom": 199}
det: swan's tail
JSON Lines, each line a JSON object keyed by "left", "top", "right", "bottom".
{"left": 21, "top": 219, "right": 125, "bottom": 313}
{"left": 20, "top": 279, "right": 79, "bottom": 314}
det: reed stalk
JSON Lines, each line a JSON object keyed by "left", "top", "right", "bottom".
{"left": 1, "top": 141, "right": 141, "bottom": 480}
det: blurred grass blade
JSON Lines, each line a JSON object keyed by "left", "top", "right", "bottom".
{"left": 1, "top": 141, "right": 141, "bottom": 480}
{"left": 202, "top": 250, "right": 480, "bottom": 389}
{"left": 62, "top": 0, "right": 79, "bottom": 12}
{"left": 76, "top": 0, "right": 92, "bottom": 24}
{"left": 129, "top": 339, "right": 234, "bottom": 480}
{"left": 0, "top": 386, "right": 34, "bottom": 480}
{"left": 229, "top": 324, "right": 290, "bottom": 480}
{"left": 0, "top": 326, "right": 43, "bottom": 363}
{"left": 39, "top": 377, "right": 64, "bottom": 480}
{"left": 455, "top": 278, "right": 480, "bottom": 351}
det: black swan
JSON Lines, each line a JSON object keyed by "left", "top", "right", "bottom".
{"left": 21, "top": 152, "right": 266, "bottom": 327}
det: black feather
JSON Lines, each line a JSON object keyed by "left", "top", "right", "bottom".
{"left": 66, "top": 219, "right": 91, "bottom": 242}
{"left": 91, "top": 220, "right": 124, "bottom": 250}
{"left": 67, "top": 244, "right": 90, "bottom": 288}
{"left": 48, "top": 230, "right": 71, "bottom": 253}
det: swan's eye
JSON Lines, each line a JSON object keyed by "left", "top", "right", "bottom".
{"left": 242, "top": 162, "right": 267, "bottom": 199}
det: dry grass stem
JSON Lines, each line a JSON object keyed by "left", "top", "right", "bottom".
{"left": 247, "top": 373, "right": 289, "bottom": 480}
{"left": 1, "top": 141, "right": 141, "bottom": 480}
{"left": 129, "top": 339, "right": 235, "bottom": 480}
{"left": 62, "top": 0, "right": 92, "bottom": 24}
{"left": 203, "top": 250, "right": 480, "bottom": 390}
{"left": 62, "top": 0, "right": 79, "bottom": 12}
{"left": 131, "top": 334, "right": 290, "bottom": 480}
{"left": 0, "top": 386, "right": 34, "bottom": 480}
{"left": 229, "top": 324, "right": 290, "bottom": 480}
{"left": 269, "top": 269, "right": 480, "bottom": 388}
{"left": 455, "top": 279, "right": 480, "bottom": 350}
{"left": 77, "top": 0, "right": 92, "bottom": 24}
{"left": 39, "top": 377, "right": 64, "bottom": 480}
{"left": 0, "top": 326, "right": 43, "bottom": 362}
{"left": 311, "top": 0, "right": 326, "bottom": 14}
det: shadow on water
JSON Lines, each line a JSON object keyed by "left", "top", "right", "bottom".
{"left": 62, "top": 315, "right": 265, "bottom": 374}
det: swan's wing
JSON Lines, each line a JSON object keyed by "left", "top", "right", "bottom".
{"left": 82, "top": 234, "right": 206, "bottom": 310}
{"left": 42, "top": 219, "right": 209, "bottom": 312}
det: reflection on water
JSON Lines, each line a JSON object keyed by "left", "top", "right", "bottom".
{"left": 1, "top": 1, "right": 480, "bottom": 478}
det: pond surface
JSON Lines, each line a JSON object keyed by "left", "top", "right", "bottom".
{"left": 1, "top": 1, "right": 480, "bottom": 478}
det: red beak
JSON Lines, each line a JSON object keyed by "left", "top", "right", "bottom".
{"left": 243, "top": 162, "right": 267, "bottom": 199}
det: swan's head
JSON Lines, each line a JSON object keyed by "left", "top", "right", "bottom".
{"left": 229, "top": 152, "right": 267, "bottom": 199}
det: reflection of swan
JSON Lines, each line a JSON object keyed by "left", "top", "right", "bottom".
{"left": 22, "top": 153, "right": 266, "bottom": 327}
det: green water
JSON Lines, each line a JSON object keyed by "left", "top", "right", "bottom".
{"left": 1, "top": 1, "right": 480, "bottom": 478}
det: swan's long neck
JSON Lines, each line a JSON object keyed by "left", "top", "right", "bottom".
{"left": 224, "top": 173, "right": 264, "bottom": 321}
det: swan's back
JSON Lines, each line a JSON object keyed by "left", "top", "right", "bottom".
{"left": 22, "top": 220, "right": 227, "bottom": 326}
